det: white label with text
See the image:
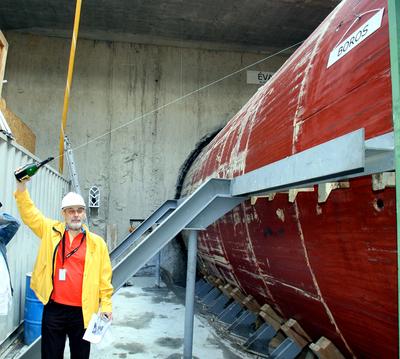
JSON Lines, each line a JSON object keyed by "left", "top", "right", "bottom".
{"left": 327, "top": 8, "right": 384, "bottom": 68}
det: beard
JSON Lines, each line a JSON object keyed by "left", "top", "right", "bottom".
{"left": 67, "top": 220, "right": 83, "bottom": 230}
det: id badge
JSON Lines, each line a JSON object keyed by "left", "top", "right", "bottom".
{"left": 59, "top": 268, "right": 67, "bottom": 281}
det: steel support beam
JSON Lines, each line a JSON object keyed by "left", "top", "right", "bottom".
{"left": 388, "top": 0, "right": 400, "bottom": 355}
{"left": 231, "top": 129, "right": 394, "bottom": 197}
{"left": 183, "top": 231, "right": 198, "bottom": 359}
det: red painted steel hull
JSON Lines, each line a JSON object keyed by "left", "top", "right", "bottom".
{"left": 183, "top": 1, "right": 397, "bottom": 357}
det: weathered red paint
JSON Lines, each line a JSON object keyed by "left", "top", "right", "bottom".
{"left": 183, "top": 1, "right": 397, "bottom": 357}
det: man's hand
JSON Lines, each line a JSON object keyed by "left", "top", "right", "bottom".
{"left": 15, "top": 171, "right": 30, "bottom": 192}
{"left": 100, "top": 312, "right": 112, "bottom": 321}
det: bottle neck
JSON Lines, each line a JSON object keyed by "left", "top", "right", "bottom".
{"left": 37, "top": 157, "right": 54, "bottom": 169}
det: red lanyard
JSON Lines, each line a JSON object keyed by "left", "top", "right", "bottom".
{"left": 61, "top": 231, "right": 85, "bottom": 267}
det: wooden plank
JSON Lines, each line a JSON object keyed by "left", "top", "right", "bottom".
{"left": 0, "top": 99, "right": 36, "bottom": 154}
{"left": 0, "top": 31, "right": 8, "bottom": 98}
{"left": 259, "top": 311, "right": 281, "bottom": 331}
{"left": 214, "top": 278, "right": 223, "bottom": 286}
{"left": 309, "top": 337, "right": 346, "bottom": 359}
{"left": 259, "top": 304, "right": 284, "bottom": 324}
{"left": 242, "top": 294, "right": 260, "bottom": 312}
{"left": 219, "top": 284, "right": 233, "bottom": 297}
{"left": 280, "top": 319, "right": 311, "bottom": 349}
{"left": 230, "top": 287, "right": 246, "bottom": 303}
{"left": 286, "top": 318, "right": 312, "bottom": 341}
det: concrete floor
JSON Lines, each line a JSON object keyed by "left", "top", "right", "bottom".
{"left": 59, "top": 276, "right": 255, "bottom": 359}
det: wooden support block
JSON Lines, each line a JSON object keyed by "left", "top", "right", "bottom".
{"left": 242, "top": 294, "right": 261, "bottom": 312}
{"left": 259, "top": 304, "right": 284, "bottom": 325}
{"left": 214, "top": 278, "right": 224, "bottom": 286}
{"left": 281, "top": 319, "right": 311, "bottom": 349}
{"left": 309, "top": 337, "right": 345, "bottom": 359}
{"left": 223, "top": 284, "right": 235, "bottom": 297}
{"left": 219, "top": 284, "right": 233, "bottom": 297}
{"left": 199, "top": 267, "right": 207, "bottom": 276}
{"left": 259, "top": 310, "right": 281, "bottom": 331}
{"left": 286, "top": 318, "right": 312, "bottom": 342}
{"left": 230, "top": 287, "right": 246, "bottom": 303}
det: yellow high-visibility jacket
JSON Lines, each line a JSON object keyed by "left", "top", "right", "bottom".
{"left": 14, "top": 189, "right": 113, "bottom": 328}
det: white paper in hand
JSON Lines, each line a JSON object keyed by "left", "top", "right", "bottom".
{"left": 83, "top": 313, "right": 112, "bottom": 344}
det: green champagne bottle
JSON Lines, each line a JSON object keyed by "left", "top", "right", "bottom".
{"left": 14, "top": 157, "right": 54, "bottom": 182}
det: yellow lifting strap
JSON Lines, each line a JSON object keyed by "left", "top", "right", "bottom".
{"left": 58, "top": 0, "right": 83, "bottom": 173}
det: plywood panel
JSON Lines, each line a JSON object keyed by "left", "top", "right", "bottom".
{"left": 0, "top": 98, "right": 36, "bottom": 154}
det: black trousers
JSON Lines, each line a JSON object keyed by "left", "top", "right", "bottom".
{"left": 41, "top": 301, "right": 90, "bottom": 359}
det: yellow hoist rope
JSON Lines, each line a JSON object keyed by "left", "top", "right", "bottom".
{"left": 58, "top": 0, "right": 83, "bottom": 173}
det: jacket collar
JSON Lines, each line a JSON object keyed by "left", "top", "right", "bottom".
{"left": 52, "top": 222, "right": 96, "bottom": 251}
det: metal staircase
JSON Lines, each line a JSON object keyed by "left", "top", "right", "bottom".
{"left": 112, "top": 178, "right": 246, "bottom": 291}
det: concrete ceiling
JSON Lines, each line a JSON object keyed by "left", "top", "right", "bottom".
{"left": 0, "top": 0, "right": 341, "bottom": 51}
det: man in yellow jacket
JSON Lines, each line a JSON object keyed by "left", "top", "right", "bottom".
{"left": 15, "top": 178, "right": 113, "bottom": 359}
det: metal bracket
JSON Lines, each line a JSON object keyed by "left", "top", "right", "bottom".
{"left": 318, "top": 181, "right": 350, "bottom": 203}
{"left": 372, "top": 172, "right": 395, "bottom": 191}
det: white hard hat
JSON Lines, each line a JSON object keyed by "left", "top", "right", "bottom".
{"left": 61, "top": 192, "right": 86, "bottom": 209}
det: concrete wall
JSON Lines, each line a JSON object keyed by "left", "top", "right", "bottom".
{"left": 2, "top": 32, "right": 288, "bottom": 279}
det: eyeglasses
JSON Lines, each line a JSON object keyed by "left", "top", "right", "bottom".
{"left": 65, "top": 207, "right": 85, "bottom": 215}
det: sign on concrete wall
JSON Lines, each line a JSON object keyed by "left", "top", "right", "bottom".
{"left": 247, "top": 70, "right": 274, "bottom": 85}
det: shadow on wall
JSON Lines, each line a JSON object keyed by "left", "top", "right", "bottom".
{"left": 170, "top": 127, "right": 223, "bottom": 286}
